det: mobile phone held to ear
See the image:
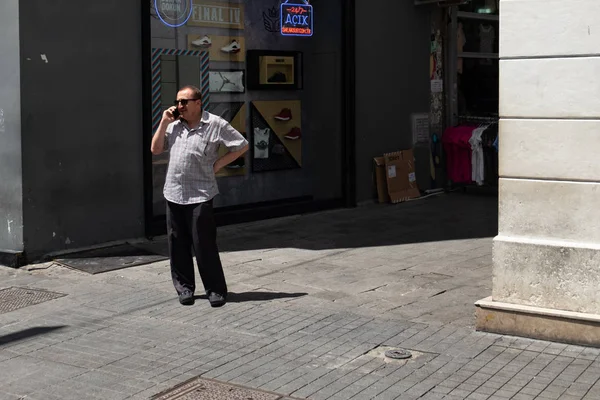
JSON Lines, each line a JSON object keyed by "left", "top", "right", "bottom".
{"left": 172, "top": 109, "right": 180, "bottom": 119}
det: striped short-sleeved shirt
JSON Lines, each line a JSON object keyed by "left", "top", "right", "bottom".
{"left": 163, "top": 111, "right": 248, "bottom": 205}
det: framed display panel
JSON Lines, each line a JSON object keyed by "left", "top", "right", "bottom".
{"left": 250, "top": 100, "right": 302, "bottom": 172}
{"left": 209, "top": 70, "right": 245, "bottom": 93}
{"left": 151, "top": 48, "right": 210, "bottom": 133}
{"left": 246, "top": 50, "right": 303, "bottom": 91}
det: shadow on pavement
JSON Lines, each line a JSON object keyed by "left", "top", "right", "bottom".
{"left": 43, "top": 192, "right": 497, "bottom": 272}
{"left": 0, "top": 326, "right": 67, "bottom": 347}
{"left": 216, "top": 192, "right": 498, "bottom": 252}
{"left": 195, "top": 291, "right": 308, "bottom": 302}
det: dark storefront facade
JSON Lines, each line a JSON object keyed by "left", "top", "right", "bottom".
{"left": 144, "top": 0, "right": 350, "bottom": 235}
{"left": 0, "top": 0, "right": 431, "bottom": 266}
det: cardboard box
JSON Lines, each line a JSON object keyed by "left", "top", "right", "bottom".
{"left": 373, "top": 157, "right": 389, "bottom": 203}
{"left": 383, "top": 149, "right": 420, "bottom": 203}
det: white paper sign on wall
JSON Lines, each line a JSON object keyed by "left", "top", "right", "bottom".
{"left": 411, "top": 113, "right": 430, "bottom": 144}
{"left": 430, "top": 79, "right": 443, "bottom": 93}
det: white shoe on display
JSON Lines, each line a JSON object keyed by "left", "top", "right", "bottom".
{"left": 221, "top": 40, "right": 241, "bottom": 53}
{"left": 192, "top": 36, "right": 211, "bottom": 48}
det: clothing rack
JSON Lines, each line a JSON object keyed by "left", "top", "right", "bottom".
{"left": 443, "top": 116, "right": 499, "bottom": 192}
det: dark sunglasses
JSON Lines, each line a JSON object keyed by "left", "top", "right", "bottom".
{"left": 173, "top": 98, "right": 200, "bottom": 106}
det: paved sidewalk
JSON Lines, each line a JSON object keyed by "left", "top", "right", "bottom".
{"left": 1, "top": 193, "right": 600, "bottom": 400}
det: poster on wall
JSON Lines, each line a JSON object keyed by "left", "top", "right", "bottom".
{"left": 411, "top": 113, "right": 430, "bottom": 144}
{"left": 209, "top": 71, "right": 245, "bottom": 93}
{"left": 188, "top": 1, "right": 245, "bottom": 30}
{"left": 430, "top": 29, "right": 443, "bottom": 127}
{"left": 251, "top": 100, "right": 302, "bottom": 172}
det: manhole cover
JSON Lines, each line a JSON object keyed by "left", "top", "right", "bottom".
{"left": 151, "top": 377, "right": 295, "bottom": 400}
{"left": 0, "top": 287, "right": 66, "bottom": 314}
{"left": 385, "top": 349, "right": 412, "bottom": 360}
{"left": 366, "top": 346, "right": 427, "bottom": 364}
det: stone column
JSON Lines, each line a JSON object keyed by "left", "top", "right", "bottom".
{"left": 476, "top": 1, "right": 600, "bottom": 346}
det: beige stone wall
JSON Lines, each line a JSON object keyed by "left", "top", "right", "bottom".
{"left": 494, "top": 0, "right": 600, "bottom": 313}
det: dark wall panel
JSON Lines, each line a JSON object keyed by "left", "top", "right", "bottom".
{"left": 19, "top": 0, "right": 145, "bottom": 255}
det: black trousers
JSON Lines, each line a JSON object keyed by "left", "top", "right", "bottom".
{"left": 166, "top": 200, "right": 227, "bottom": 296}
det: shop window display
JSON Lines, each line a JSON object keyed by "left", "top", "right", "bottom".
{"left": 443, "top": 0, "right": 499, "bottom": 189}
{"left": 149, "top": 0, "right": 345, "bottom": 217}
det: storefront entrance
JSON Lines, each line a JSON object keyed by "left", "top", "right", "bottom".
{"left": 418, "top": 0, "right": 499, "bottom": 192}
{"left": 142, "top": 0, "right": 353, "bottom": 236}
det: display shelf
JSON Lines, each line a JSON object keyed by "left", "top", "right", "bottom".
{"left": 457, "top": 11, "right": 499, "bottom": 22}
{"left": 458, "top": 114, "right": 499, "bottom": 124}
{"left": 458, "top": 52, "right": 498, "bottom": 59}
{"left": 259, "top": 56, "right": 295, "bottom": 85}
{"left": 246, "top": 50, "right": 303, "bottom": 91}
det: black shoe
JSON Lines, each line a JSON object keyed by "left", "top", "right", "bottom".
{"left": 179, "top": 290, "right": 195, "bottom": 306}
{"left": 272, "top": 144, "right": 285, "bottom": 155}
{"left": 267, "top": 72, "right": 287, "bottom": 83}
{"left": 208, "top": 292, "right": 226, "bottom": 308}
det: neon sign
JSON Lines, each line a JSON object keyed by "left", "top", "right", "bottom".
{"left": 280, "top": 0, "right": 313, "bottom": 37}
{"left": 155, "top": 0, "right": 193, "bottom": 28}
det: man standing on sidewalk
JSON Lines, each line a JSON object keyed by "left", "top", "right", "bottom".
{"left": 150, "top": 85, "right": 248, "bottom": 307}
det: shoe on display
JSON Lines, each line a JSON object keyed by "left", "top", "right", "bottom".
{"left": 191, "top": 35, "right": 211, "bottom": 48}
{"left": 272, "top": 144, "right": 285, "bottom": 155}
{"left": 274, "top": 108, "right": 292, "bottom": 121}
{"left": 284, "top": 127, "right": 301, "bottom": 140}
{"left": 221, "top": 39, "right": 241, "bottom": 53}
{"left": 267, "top": 72, "right": 287, "bottom": 83}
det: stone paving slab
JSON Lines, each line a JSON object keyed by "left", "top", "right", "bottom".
{"left": 0, "top": 194, "right": 599, "bottom": 399}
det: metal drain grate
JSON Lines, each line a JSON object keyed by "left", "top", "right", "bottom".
{"left": 151, "top": 377, "right": 297, "bottom": 400}
{"left": 0, "top": 287, "right": 66, "bottom": 314}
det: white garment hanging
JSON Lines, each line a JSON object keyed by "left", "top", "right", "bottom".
{"left": 253, "top": 127, "right": 270, "bottom": 159}
{"left": 468, "top": 126, "right": 486, "bottom": 185}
